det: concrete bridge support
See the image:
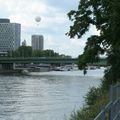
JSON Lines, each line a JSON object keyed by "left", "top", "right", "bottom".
{"left": 0, "top": 63, "right": 14, "bottom": 70}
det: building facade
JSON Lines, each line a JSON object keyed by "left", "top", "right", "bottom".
{"left": 0, "top": 19, "right": 21, "bottom": 52}
{"left": 31, "top": 35, "right": 44, "bottom": 50}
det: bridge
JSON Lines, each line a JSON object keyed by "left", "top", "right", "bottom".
{"left": 0, "top": 57, "right": 77, "bottom": 64}
{"left": 0, "top": 57, "right": 107, "bottom": 65}
{"left": 0, "top": 57, "right": 78, "bottom": 72}
{"left": 0, "top": 57, "right": 107, "bottom": 72}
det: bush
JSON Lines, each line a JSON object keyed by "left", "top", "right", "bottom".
{"left": 69, "top": 87, "right": 108, "bottom": 120}
{"left": 85, "top": 87, "right": 103, "bottom": 107}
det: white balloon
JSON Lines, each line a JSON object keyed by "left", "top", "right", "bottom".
{"left": 35, "top": 16, "right": 41, "bottom": 22}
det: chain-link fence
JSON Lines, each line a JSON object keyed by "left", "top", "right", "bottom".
{"left": 94, "top": 82, "right": 120, "bottom": 120}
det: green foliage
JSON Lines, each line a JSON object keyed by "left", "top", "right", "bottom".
{"left": 67, "top": 0, "right": 120, "bottom": 119}
{"left": 10, "top": 47, "right": 71, "bottom": 58}
{"left": 70, "top": 87, "right": 108, "bottom": 120}
{"left": 85, "top": 87, "right": 103, "bottom": 107}
{"left": 13, "top": 46, "right": 32, "bottom": 57}
{"left": 32, "top": 50, "right": 44, "bottom": 57}
{"left": 67, "top": 0, "right": 120, "bottom": 83}
{"left": 67, "top": 0, "right": 110, "bottom": 68}
{"left": 32, "top": 49, "right": 59, "bottom": 57}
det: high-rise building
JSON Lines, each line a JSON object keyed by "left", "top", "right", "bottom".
{"left": 31, "top": 35, "right": 44, "bottom": 50}
{"left": 0, "top": 18, "right": 21, "bottom": 52}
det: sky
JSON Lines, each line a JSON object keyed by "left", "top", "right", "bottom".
{"left": 0, "top": 0, "right": 99, "bottom": 57}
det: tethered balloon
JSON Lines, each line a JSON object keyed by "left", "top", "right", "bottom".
{"left": 35, "top": 16, "right": 41, "bottom": 22}
{"left": 35, "top": 16, "right": 41, "bottom": 26}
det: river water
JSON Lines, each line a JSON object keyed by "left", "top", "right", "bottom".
{"left": 0, "top": 69, "right": 104, "bottom": 120}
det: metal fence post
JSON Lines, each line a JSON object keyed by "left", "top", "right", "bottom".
{"left": 116, "top": 82, "right": 119, "bottom": 99}
{"left": 110, "top": 85, "right": 113, "bottom": 102}
{"left": 109, "top": 85, "right": 113, "bottom": 120}
{"left": 94, "top": 83, "right": 120, "bottom": 120}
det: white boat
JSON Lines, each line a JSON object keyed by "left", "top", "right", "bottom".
{"left": 33, "top": 64, "right": 51, "bottom": 72}
{"left": 54, "top": 64, "right": 78, "bottom": 71}
{"left": 22, "top": 69, "right": 30, "bottom": 75}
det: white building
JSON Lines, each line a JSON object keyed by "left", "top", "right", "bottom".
{"left": 0, "top": 18, "right": 21, "bottom": 52}
{"left": 31, "top": 35, "right": 44, "bottom": 50}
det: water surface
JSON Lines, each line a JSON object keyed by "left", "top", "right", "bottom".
{"left": 0, "top": 69, "right": 104, "bottom": 120}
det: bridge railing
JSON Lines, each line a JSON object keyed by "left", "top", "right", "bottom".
{"left": 0, "top": 57, "right": 78, "bottom": 64}
{"left": 93, "top": 82, "right": 120, "bottom": 120}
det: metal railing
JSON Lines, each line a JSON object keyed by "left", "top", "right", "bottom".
{"left": 94, "top": 82, "right": 120, "bottom": 120}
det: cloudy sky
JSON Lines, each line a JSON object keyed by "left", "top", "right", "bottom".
{"left": 0, "top": 0, "right": 99, "bottom": 57}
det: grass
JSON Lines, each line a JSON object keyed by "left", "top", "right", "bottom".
{"left": 69, "top": 86, "right": 109, "bottom": 120}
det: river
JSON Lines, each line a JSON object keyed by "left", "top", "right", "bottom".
{"left": 0, "top": 69, "right": 104, "bottom": 120}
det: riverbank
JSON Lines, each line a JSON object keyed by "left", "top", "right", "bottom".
{"left": 69, "top": 86, "right": 109, "bottom": 120}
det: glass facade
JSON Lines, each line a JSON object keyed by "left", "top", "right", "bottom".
{"left": 0, "top": 22, "right": 21, "bottom": 52}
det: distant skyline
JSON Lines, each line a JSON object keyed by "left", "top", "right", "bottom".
{"left": 0, "top": 0, "right": 99, "bottom": 57}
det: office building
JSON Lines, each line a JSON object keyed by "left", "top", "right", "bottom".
{"left": 0, "top": 18, "right": 21, "bottom": 52}
{"left": 31, "top": 35, "right": 44, "bottom": 50}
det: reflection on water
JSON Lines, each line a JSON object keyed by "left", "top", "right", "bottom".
{"left": 0, "top": 70, "right": 103, "bottom": 120}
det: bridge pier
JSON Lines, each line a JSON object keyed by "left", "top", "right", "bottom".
{"left": 0, "top": 63, "right": 14, "bottom": 70}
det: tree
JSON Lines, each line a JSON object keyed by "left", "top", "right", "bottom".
{"left": 32, "top": 50, "right": 44, "bottom": 57}
{"left": 67, "top": 0, "right": 120, "bottom": 85}
{"left": 13, "top": 46, "right": 32, "bottom": 57}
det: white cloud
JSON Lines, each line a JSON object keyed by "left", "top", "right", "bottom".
{"left": 70, "top": 38, "right": 86, "bottom": 47}
{"left": 0, "top": 0, "right": 84, "bottom": 57}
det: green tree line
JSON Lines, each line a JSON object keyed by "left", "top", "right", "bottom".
{"left": 8, "top": 46, "right": 71, "bottom": 58}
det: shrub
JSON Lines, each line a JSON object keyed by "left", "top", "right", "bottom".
{"left": 69, "top": 87, "right": 108, "bottom": 120}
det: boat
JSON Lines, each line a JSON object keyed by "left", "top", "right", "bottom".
{"left": 32, "top": 64, "right": 51, "bottom": 72}
{"left": 54, "top": 64, "right": 78, "bottom": 71}
{"left": 21, "top": 69, "right": 30, "bottom": 75}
